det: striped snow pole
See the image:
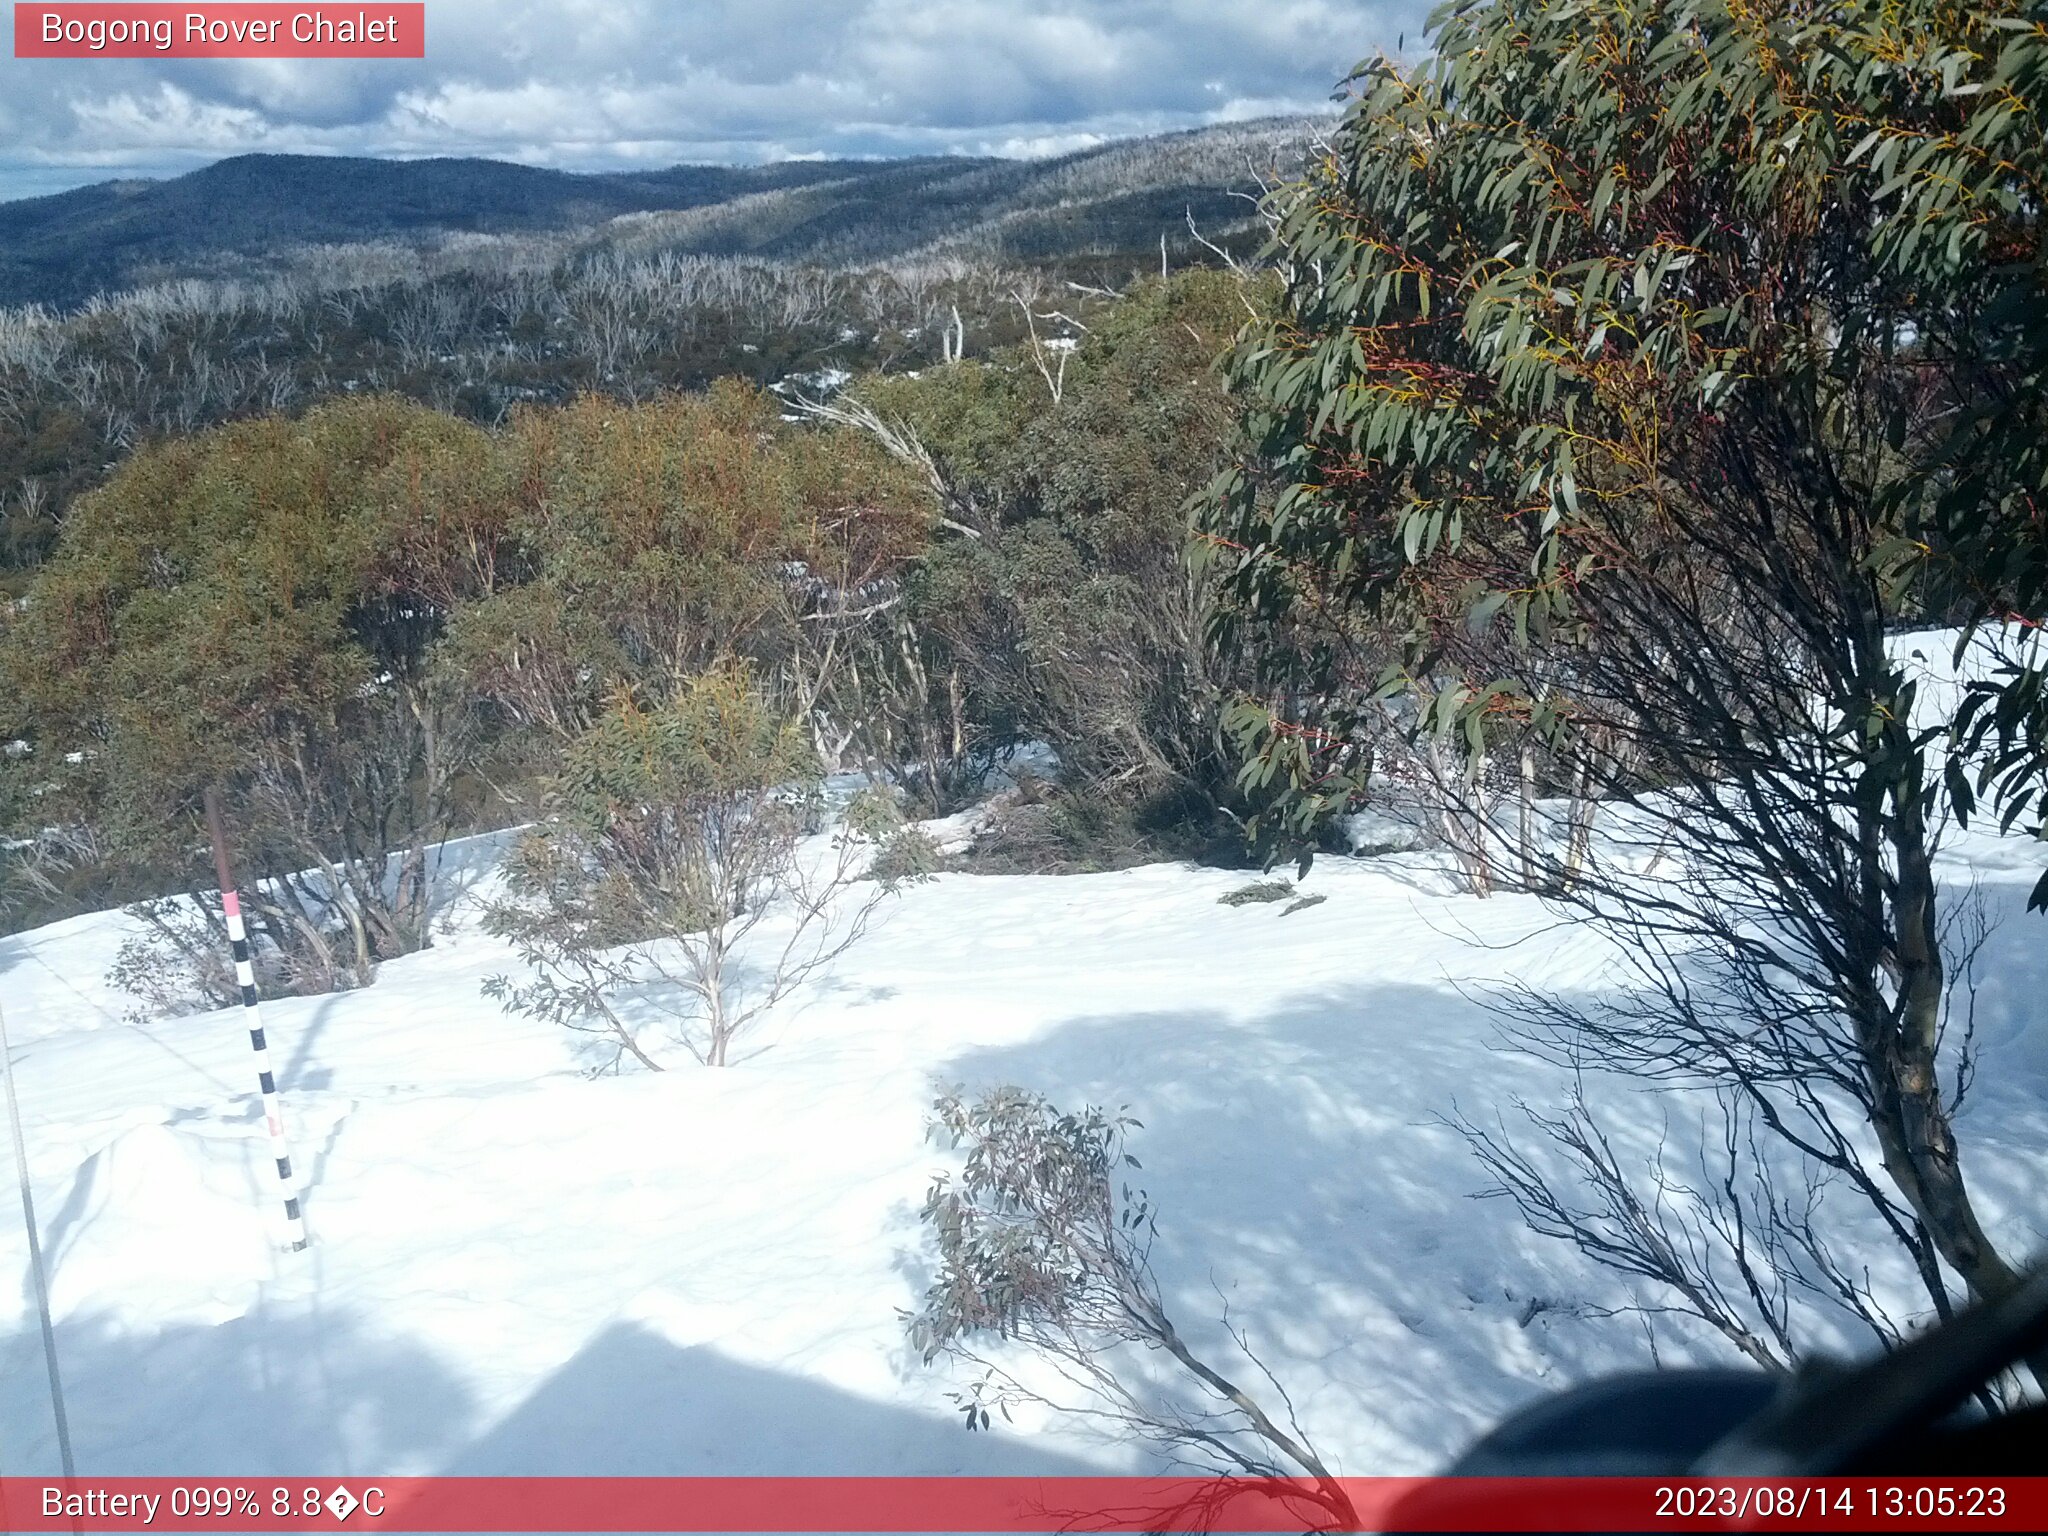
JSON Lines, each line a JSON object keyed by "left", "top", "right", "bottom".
{"left": 204, "top": 789, "right": 309, "bottom": 1253}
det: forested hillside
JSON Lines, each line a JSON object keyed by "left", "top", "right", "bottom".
{"left": 0, "top": 118, "right": 1312, "bottom": 307}
{"left": 0, "top": 117, "right": 1316, "bottom": 598}
{"left": 0, "top": 155, "right": 892, "bottom": 307}
{"left": 1, "top": 268, "right": 1261, "bottom": 936}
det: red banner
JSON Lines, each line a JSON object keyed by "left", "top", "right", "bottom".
{"left": 0, "top": 1477, "right": 2042, "bottom": 1532}
{"left": 13, "top": 4, "right": 424, "bottom": 58}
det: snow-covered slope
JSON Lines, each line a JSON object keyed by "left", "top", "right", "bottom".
{"left": 2, "top": 824, "right": 2044, "bottom": 1478}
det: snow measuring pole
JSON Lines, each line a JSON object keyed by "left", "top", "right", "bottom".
{"left": 204, "top": 788, "right": 309, "bottom": 1252}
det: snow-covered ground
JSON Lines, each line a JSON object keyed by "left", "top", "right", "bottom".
{"left": 2, "top": 814, "right": 2044, "bottom": 1479}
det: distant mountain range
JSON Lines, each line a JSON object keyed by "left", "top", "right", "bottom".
{"left": 0, "top": 120, "right": 1318, "bottom": 307}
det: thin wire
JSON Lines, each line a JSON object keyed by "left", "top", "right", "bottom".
{"left": 0, "top": 994, "right": 78, "bottom": 1484}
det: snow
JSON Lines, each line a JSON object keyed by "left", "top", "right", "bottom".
{"left": 2, "top": 809, "right": 2045, "bottom": 1479}
{"left": 771, "top": 367, "right": 854, "bottom": 399}
{"left": 1338, "top": 805, "right": 1430, "bottom": 855}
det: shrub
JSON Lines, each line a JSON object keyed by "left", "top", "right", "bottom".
{"left": 0, "top": 396, "right": 506, "bottom": 980}
{"left": 823, "top": 271, "right": 1273, "bottom": 837}
{"left": 483, "top": 666, "right": 899, "bottom": 1069}
{"left": 910, "top": 1087, "right": 1355, "bottom": 1527}
{"left": 104, "top": 892, "right": 336, "bottom": 1019}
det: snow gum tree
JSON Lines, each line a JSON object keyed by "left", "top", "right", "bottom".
{"left": 1203, "top": 0, "right": 2047, "bottom": 1370}
{"left": 0, "top": 395, "right": 508, "bottom": 986}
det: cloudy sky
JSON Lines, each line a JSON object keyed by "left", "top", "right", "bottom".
{"left": 0, "top": 1, "right": 1419, "bottom": 202}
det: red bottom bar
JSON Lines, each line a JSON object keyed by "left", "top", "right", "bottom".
{"left": 1, "top": 1476, "right": 2042, "bottom": 1532}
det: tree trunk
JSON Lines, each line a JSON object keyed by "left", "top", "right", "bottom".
{"left": 1856, "top": 694, "right": 2047, "bottom": 1390}
{"left": 1519, "top": 743, "right": 1537, "bottom": 893}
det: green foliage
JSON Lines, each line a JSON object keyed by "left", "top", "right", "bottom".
{"left": 566, "top": 673, "right": 817, "bottom": 832}
{"left": 846, "top": 270, "right": 1274, "bottom": 835}
{"left": 447, "top": 381, "right": 931, "bottom": 743}
{"left": 908, "top": 1086, "right": 1150, "bottom": 1366}
{"left": 2, "top": 263, "right": 1299, "bottom": 935}
{"left": 0, "top": 373, "right": 939, "bottom": 930}
{"left": 1206, "top": 0, "right": 2047, "bottom": 852}
{"left": 482, "top": 665, "right": 887, "bottom": 1069}
{"left": 0, "top": 395, "right": 503, "bottom": 961}
{"left": 1202, "top": 0, "right": 2048, "bottom": 1325}
{"left": 845, "top": 786, "right": 943, "bottom": 888}
{"left": 1950, "top": 652, "right": 2048, "bottom": 910}
{"left": 0, "top": 117, "right": 1317, "bottom": 603}
{"left": 542, "top": 666, "right": 822, "bottom": 945}
{"left": 906, "top": 1082, "right": 1354, "bottom": 1509}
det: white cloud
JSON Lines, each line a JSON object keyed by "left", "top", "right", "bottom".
{"left": 0, "top": 0, "right": 1419, "bottom": 199}
{"left": 982, "top": 130, "right": 1112, "bottom": 159}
